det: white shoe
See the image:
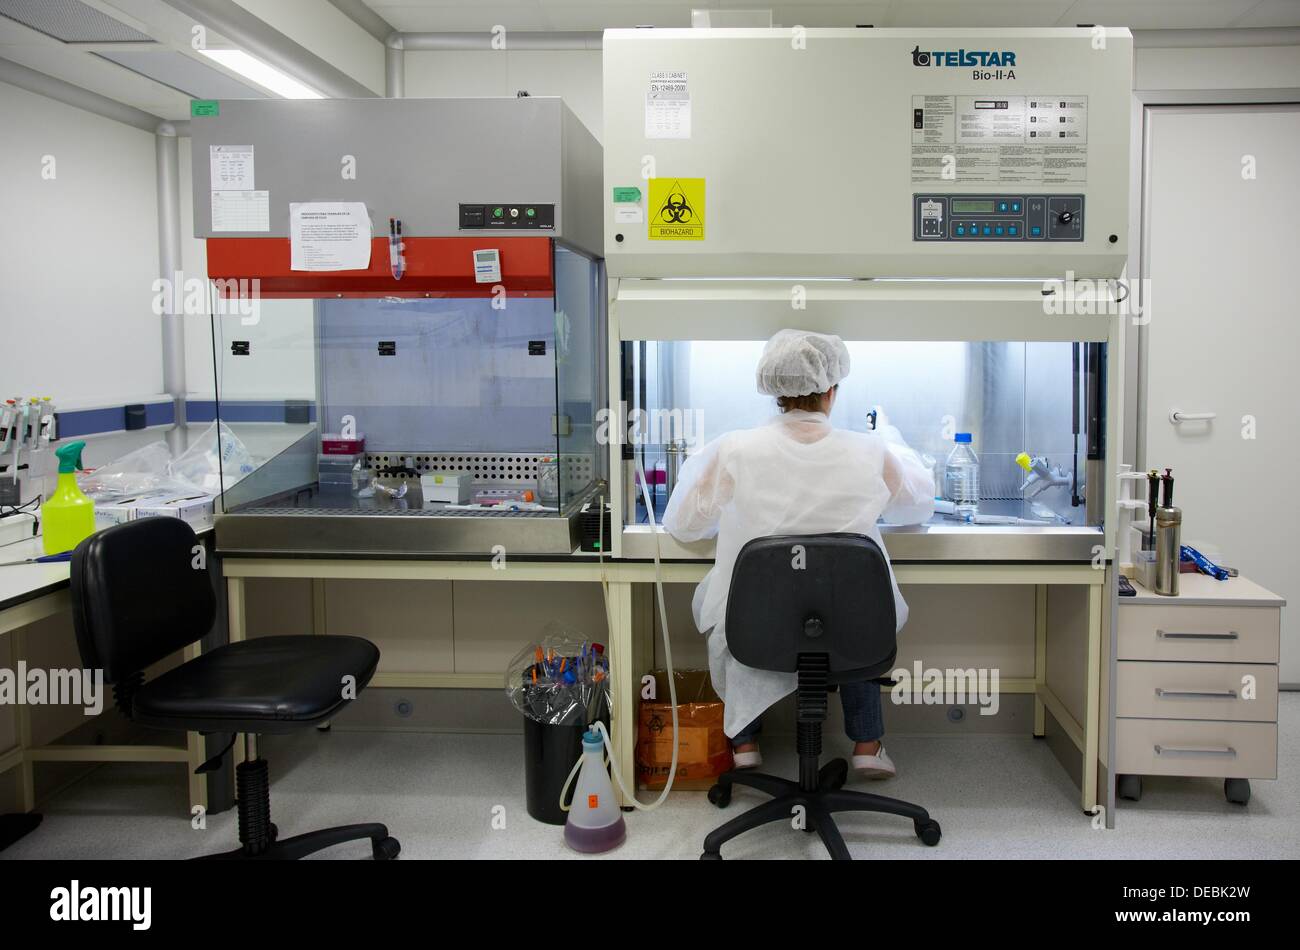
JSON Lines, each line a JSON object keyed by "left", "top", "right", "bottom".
{"left": 851, "top": 743, "right": 896, "bottom": 780}
{"left": 732, "top": 748, "right": 763, "bottom": 770}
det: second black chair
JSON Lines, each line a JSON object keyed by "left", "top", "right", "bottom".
{"left": 70, "top": 517, "right": 399, "bottom": 860}
{"left": 701, "top": 533, "right": 941, "bottom": 860}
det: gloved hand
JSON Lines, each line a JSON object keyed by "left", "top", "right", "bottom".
{"left": 871, "top": 406, "right": 909, "bottom": 447}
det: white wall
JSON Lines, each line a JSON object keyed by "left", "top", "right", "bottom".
{"left": 405, "top": 50, "right": 603, "bottom": 140}
{"left": 0, "top": 82, "right": 163, "bottom": 407}
{"left": 1136, "top": 44, "right": 1300, "bottom": 92}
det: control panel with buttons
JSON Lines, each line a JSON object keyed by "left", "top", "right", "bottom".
{"left": 459, "top": 203, "right": 555, "bottom": 230}
{"left": 912, "top": 194, "right": 1084, "bottom": 242}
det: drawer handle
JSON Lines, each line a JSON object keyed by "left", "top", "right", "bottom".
{"left": 1155, "top": 688, "right": 1238, "bottom": 700}
{"left": 1156, "top": 629, "right": 1239, "bottom": 641}
{"left": 1154, "top": 744, "right": 1237, "bottom": 758}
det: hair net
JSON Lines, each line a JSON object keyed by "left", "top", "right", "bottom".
{"left": 755, "top": 329, "right": 851, "bottom": 397}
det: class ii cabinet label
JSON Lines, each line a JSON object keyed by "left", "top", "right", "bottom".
{"left": 911, "top": 95, "right": 1088, "bottom": 184}
{"left": 645, "top": 71, "right": 690, "bottom": 139}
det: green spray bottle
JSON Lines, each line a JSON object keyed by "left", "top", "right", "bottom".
{"left": 41, "top": 441, "right": 95, "bottom": 555}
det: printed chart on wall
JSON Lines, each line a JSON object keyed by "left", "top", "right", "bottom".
{"left": 209, "top": 144, "right": 269, "bottom": 232}
{"left": 648, "top": 178, "right": 705, "bottom": 240}
{"left": 911, "top": 95, "right": 1088, "bottom": 183}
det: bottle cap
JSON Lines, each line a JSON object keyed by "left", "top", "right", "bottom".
{"left": 955, "top": 433, "right": 972, "bottom": 444}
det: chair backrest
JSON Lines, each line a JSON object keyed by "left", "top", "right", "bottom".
{"left": 724, "top": 533, "right": 897, "bottom": 675}
{"left": 70, "top": 518, "right": 216, "bottom": 683}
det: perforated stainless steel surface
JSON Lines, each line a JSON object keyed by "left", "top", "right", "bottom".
{"left": 249, "top": 505, "right": 558, "bottom": 519}
{"left": 1, "top": 0, "right": 153, "bottom": 42}
{"left": 365, "top": 451, "right": 594, "bottom": 486}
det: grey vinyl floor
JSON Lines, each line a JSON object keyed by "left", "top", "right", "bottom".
{"left": 4, "top": 694, "right": 1297, "bottom": 860}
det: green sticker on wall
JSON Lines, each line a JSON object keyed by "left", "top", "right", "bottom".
{"left": 612, "top": 186, "right": 641, "bottom": 203}
{"left": 191, "top": 100, "right": 219, "bottom": 117}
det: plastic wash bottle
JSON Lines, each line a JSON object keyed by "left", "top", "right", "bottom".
{"left": 41, "top": 440, "right": 95, "bottom": 555}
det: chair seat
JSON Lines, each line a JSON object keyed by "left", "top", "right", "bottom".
{"left": 131, "top": 635, "right": 380, "bottom": 734}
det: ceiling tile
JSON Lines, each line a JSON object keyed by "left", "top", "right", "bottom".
{"left": 1229, "top": 0, "right": 1300, "bottom": 28}
{"left": 0, "top": 38, "right": 191, "bottom": 117}
{"left": 541, "top": 5, "right": 693, "bottom": 30}
{"left": 1056, "top": 1, "right": 1266, "bottom": 30}
{"left": 367, "top": 2, "right": 550, "bottom": 32}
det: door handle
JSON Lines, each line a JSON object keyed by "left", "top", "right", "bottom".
{"left": 1169, "top": 409, "right": 1216, "bottom": 424}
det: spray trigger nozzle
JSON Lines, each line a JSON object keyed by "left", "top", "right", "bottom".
{"left": 55, "top": 440, "right": 86, "bottom": 474}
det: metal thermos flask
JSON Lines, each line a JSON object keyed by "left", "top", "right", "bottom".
{"left": 664, "top": 439, "right": 687, "bottom": 499}
{"left": 1154, "top": 505, "right": 1182, "bottom": 596}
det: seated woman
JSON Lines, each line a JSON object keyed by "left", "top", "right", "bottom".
{"left": 662, "top": 329, "right": 934, "bottom": 778}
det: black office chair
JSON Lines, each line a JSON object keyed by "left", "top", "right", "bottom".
{"left": 69, "top": 518, "right": 400, "bottom": 860}
{"left": 701, "top": 533, "right": 941, "bottom": 860}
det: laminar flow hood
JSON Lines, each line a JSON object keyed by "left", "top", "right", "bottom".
{"left": 602, "top": 27, "right": 1133, "bottom": 281}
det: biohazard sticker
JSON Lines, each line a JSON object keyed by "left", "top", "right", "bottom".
{"left": 648, "top": 178, "right": 705, "bottom": 241}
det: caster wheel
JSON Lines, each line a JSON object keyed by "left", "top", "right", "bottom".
{"left": 707, "top": 784, "right": 732, "bottom": 808}
{"left": 914, "top": 818, "right": 942, "bottom": 847}
{"left": 269, "top": 823, "right": 279, "bottom": 842}
{"left": 1117, "top": 774, "right": 1143, "bottom": 802}
{"left": 700, "top": 851, "right": 722, "bottom": 860}
{"left": 822, "top": 758, "right": 849, "bottom": 791}
{"left": 372, "top": 836, "right": 401, "bottom": 860}
{"left": 1224, "top": 778, "right": 1251, "bottom": 806}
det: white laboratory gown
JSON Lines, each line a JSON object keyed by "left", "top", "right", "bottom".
{"left": 661, "top": 410, "right": 935, "bottom": 737}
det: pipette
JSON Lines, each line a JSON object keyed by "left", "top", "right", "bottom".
{"left": 0, "top": 400, "right": 15, "bottom": 458}
{"left": 37, "top": 397, "right": 55, "bottom": 446}
{"left": 1146, "top": 469, "right": 1160, "bottom": 548}
{"left": 12, "top": 398, "right": 32, "bottom": 486}
{"left": 388, "top": 217, "right": 405, "bottom": 280}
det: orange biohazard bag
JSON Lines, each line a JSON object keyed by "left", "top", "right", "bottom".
{"left": 636, "top": 669, "right": 734, "bottom": 790}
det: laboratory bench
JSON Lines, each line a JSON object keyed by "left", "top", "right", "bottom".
{"left": 0, "top": 536, "right": 209, "bottom": 816}
{"left": 1, "top": 511, "right": 1116, "bottom": 823}
{"left": 221, "top": 527, "right": 1113, "bottom": 817}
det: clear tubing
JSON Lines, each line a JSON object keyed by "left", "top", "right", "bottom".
{"left": 560, "top": 454, "right": 679, "bottom": 813}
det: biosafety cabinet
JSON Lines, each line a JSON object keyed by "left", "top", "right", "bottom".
{"left": 602, "top": 28, "right": 1133, "bottom": 561}
{"left": 190, "top": 97, "right": 605, "bottom": 555}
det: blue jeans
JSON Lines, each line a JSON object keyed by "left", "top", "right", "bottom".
{"left": 733, "top": 680, "right": 883, "bottom": 746}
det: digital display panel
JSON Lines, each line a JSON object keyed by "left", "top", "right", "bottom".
{"left": 952, "top": 199, "right": 996, "bottom": 214}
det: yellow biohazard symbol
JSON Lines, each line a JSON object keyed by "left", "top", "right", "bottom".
{"left": 648, "top": 177, "right": 705, "bottom": 240}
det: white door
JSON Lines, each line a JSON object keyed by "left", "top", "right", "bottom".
{"left": 1142, "top": 104, "right": 1300, "bottom": 684}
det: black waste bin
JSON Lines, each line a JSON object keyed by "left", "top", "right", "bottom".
{"left": 523, "top": 711, "right": 610, "bottom": 825}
